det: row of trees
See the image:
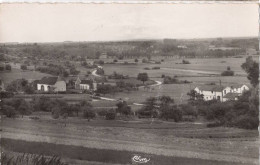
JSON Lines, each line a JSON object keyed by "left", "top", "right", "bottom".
{"left": 137, "top": 96, "right": 198, "bottom": 122}
{"left": 0, "top": 64, "right": 11, "bottom": 71}
{"left": 36, "top": 64, "right": 69, "bottom": 77}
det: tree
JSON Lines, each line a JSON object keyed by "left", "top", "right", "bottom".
{"left": 82, "top": 107, "right": 96, "bottom": 120}
{"left": 137, "top": 73, "right": 149, "bottom": 84}
{"left": 106, "top": 109, "right": 116, "bottom": 120}
{"left": 241, "top": 56, "right": 259, "bottom": 87}
{"left": 187, "top": 89, "right": 204, "bottom": 101}
{"left": 69, "top": 67, "right": 80, "bottom": 75}
{"left": 17, "top": 100, "right": 31, "bottom": 117}
{"left": 116, "top": 101, "right": 132, "bottom": 116}
{"left": 227, "top": 66, "right": 231, "bottom": 71}
{"left": 20, "top": 64, "right": 27, "bottom": 70}
{"left": 138, "top": 97, "right": 158, "bottom": 118}
{"left": 5, "top": 64, "right": 11, "bottom": 71}
{"left": 2, "top": 105, "right": 17, "bottom": 118}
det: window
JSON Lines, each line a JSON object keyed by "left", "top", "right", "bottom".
{"left": 211, "top": 91, "right": 213, "bottom": 94}
{"left": 47, "top": 86, "right": 50, "bottom": 91}
{"left": 224, "top": 90, "right": 226, "bottom": 94}
{"left": 41, "top": 85, "right": 44, "bottom": 91}
{"left": 217, "top": 96, "right": 220, "bottom": 100}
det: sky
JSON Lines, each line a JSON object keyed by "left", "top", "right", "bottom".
{"left": 0, "top": 4, "right": 258, "bottom": 42}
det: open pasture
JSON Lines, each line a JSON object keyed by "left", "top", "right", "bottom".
{"left": 102, "top": 57, "right": 252, "bottom": 78}
{"left": 0, "top": 68, "right": 51, "bottom": 84}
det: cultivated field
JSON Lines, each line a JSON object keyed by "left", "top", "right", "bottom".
{"left": 1, "top": 117, "right": 258, "bottom": 165}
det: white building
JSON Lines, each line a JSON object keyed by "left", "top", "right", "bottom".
{"left": 194, "top": 84, "right": 249, "bottom": 102}
{"left": 37, "top": 77, "right": 66, "bottom": 92}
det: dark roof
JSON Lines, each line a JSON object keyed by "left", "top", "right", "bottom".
{"left": 197, "top": 85, "right": 225, "bottom": 92}
{"left": 230, "top": 84, "right": 244, "bottom": 88}
{"left": 80, "top": 80, "right": 93, "bottom": 84}
{"left": 223, "top": 93, "right": 240, "bottom": 99}
{"left": 38, "top": 77, "right": 58, "bottom": 85}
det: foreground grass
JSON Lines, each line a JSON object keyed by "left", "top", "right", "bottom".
{"left": 1, "top": 153, "right": 67, "bottom": 165}
{"left": 2, "top": 138, "right": 250, "bottom": 165}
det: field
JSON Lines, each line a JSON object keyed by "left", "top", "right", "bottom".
{"left": 0, "top": 64, "right": 51, "bottom": 84}
{"left": 2, "top": 117, "right": 258, "bottom": 165}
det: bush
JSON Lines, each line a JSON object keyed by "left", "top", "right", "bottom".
{"left": 2, "top": 105, "right": 17, "bottom": 118}
{"left": 0, "top": 91, "right": 14, "bottom": 98}
{"left": 5, "top": 64, "right": 11, "bottom": 70}
{"left": 182, "top": 60, "right": 190, "bottom": 64}
{"left": 20, "top": 64, "right": 27, "bottom": 70}
{"left": 113, "top": 59, "right": 118, "bottom": 62}
{"left": 83, "top": 109, "right": 96, "bottom": 119}
{"left": 106, "top": 109, "right": 116, "bottom": 120}
{"left": 221, "top": 70, "right": 234, "bottom": 76}
{"left": 97, "top": 109, "right": 108, "bottom": 117}
{"left": 152, "top": 67, "right": 160, "bottom": 70}
{"left": 143, "top": 67, "right": 150, "bottom": 70}
{"left": 233, "top": 115, "right": 258, "bottom": 129}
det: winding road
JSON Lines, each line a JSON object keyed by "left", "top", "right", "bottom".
{"left": 91, "top": 67, "right": 163, "bottom": 105}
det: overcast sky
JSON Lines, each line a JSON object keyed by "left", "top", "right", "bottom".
{"left": 0, "top": 4, "right": 258, "bottom": 42}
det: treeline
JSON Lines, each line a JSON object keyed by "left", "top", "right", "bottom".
{"left": 2, "top": 38, "right": 256, "bottom": 61}
{"left": 1, "top": 96, "right": 133, "bottom": 121}
{"left": 36, "top": 64, "right": 69, "bottom": 77}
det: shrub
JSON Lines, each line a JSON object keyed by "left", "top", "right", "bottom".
{"left": 0, "top": 91, "right": 14, "bottom": 98}
{"left": 152, "top": 66, "right": 160, "bottom": 70}
{"left": 97, "top": 109, "right": 108, "bottom": 117}
{"left": 20, "top": 64, "right": 27, "bottom": 70}
{"left": 143, "top": 67, "right": 150, "bottom": 70}
{"left": 221, "top": 70, "right": 234, "bottom": 76}
{"left": 113, "top": 59, "right": 118, "bottom": 62}
{"left": 182, "top": 60, "right": 190, "bottom": 64}
{"left": 106, "top": 109, "right": 116, "bottom": 120}
{"left": 83, "top": 109, "right": 96, "bottom": 119}
{"left": 2, "top": 105, "right": 17, "bottom": 118}
{"left": 5, "top": 64, "right": 11, "bottom": 70}
{"left": 233, "top": 115, "right": 258, "bottom": 129}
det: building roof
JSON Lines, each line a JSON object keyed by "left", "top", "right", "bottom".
{"left": 197, "top": 85, "right": 225, "bottom": 92}
{"left": 223, "top": 93, "right": 240, "bottom": 99}
{"left": 38, "top": 77, "right": 58, "bottom": 85}
{"left": 230, "top": 84, "right": 245, "bottom": 88}
{"left": 80, "top": 80, "right": 93, "bottom": 85}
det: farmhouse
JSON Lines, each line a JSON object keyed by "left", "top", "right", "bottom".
{"left": 37, "top": 77, "right": 66, "bottom": 92}
{"left": 194, "top": 84, "right": 249, "bottom": 102}
{"left": 75, "top": 77, "right": 97, "bottom": 91}
{"left": 99, "top": 53, "right": 108, "bottom": 59}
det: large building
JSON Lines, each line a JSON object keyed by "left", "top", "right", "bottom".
{"left": 194, "top": 84, "right": 249, "bottom": 102}
{"left": 74, "top": 77, "right": 97, "bottom": 91}
{"left": 37, "top": 77, "right": 66, "bottom": 92}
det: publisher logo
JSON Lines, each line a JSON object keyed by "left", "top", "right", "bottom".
{"left": 132, "top": 155, "right": 150, "bottom": 164}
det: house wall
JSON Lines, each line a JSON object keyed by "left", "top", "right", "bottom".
{"left": 231, "top": 85, "right": 249, "bottom": 94}
{"left": 80, "top": 84, "right": 90, "bottom": 90}
{"left": 54, "top": 81, "right": 66, "bottom": 91}
{"left": 37, "top": 84, "right": 52, "bottom": 91}
{"left": 194, "top": 87, "right": 223, "bottom": 101}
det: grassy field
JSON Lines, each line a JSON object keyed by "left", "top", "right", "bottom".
{"left": 102, "top": 57, "right": 254, "bottom": 78}
{"left": 1, "top": 118, "right": 258, "bottom": 165}
{"left": 0, "top": 68, "right": 51, "bottom": 84}
{"left": 2, "top": 138, "right": 252, "bottom": 165}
